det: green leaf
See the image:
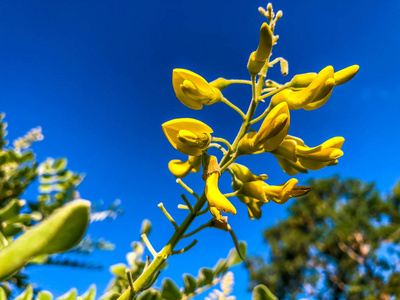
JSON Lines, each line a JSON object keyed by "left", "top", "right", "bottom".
{"left": 252, "top": 285, "right": 278, "bottom": 300}
{"left": 183, "top": 274, "right": 197, "bottom": 294}
{"left": 110, "top": 263, "right": 128, "bottom": 278}
{"left": 226, "top": 241, "right": 247, "bottom": 266}
{"left": 0, "top": 199, "right": 24, "bottom": 221}
{"left": 80, "top": 285, "right": 96, "bottom": 300}
{"left": 197, "top": 268, "right": 214, "bottom": 286}
{"left": 213, "top": 258, "right": 228, "bottom": 276}
{"left": 14, "top": 286, "right": 33, "bottom": 300}
{"left": 136, "top": 289, "right": 161, "bottom": 300}
{"left": 0, "top": 200, "right": 90, "bottom": 281}
{"left": 37, "top": 291, "right": 53, "bottom": 300}
{"left": 161, "top": 279, "right": 181, "bottom": 300}
{"left": 56, "top": 288, "right": 77, "bottom": 300}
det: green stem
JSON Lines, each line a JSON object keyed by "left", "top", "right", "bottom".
{"left": 183, "top": 220, "right": 212, "bottom": 238}
{"left": 117, "top": 194, "right": 209, "bottom": 299}
{"left": 226, "top": 79, "right": 252, "bottom": 85}
{"left": 208, "top": 143, "right": 227, "bottom": 154}
{"left": 172, "top": 239, "right": 198, "bottom": 254}
{"left": 211, "top": 137, "right": 233, "bottom": 152}
{"left": 258, "top": 84, "right": 288, "bottom": 101}
{"left": 250, "top": 104, "right": 272, "bottom": 125}
{"left": 220, "top": 97, "right": 246, "bottom": 119}
{"left": 223, "top": 191, "right": 239, "bottom": 198}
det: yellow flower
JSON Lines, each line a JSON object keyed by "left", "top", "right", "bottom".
{"left": 247, "top": 23, "right": 273, "bottom": 75}
{"left": 228, "top": 163, "right": 310, "bottom": 219}
{"left": 168, "top": 156, "right": 201, "bottom": 178}
{"left": 162, "top": 118, "right": 213, "bottom": 156}
{"left": 237, "top": 102, "right": 290, "bottom": 154}
{"left": 240, "top": 178, "right": 310, "bottom": 205}
{"left": 172, "top": 69, "right": 223, "bottom": 110}
{"left": 272, "top": 136, "right": 344, "bottom": 175}
{"left": 272, "top": 66, "right": 335, "bottom": 110}
{"left": 205, "top": 172, "right": 237, "bottom": 222}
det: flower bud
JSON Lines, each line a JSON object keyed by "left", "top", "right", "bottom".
{"left": 162, "top": 118, "right": 213, "bottom": 156}
{"left": 247, "top": 23, "right": 273, "bottom": 75}
{"left": 173, "top": 69, "right": 223, "bottom": 110}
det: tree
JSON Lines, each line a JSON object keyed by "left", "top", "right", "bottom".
{"left": 247, "top": 177, "right": 400, "bottom": 300}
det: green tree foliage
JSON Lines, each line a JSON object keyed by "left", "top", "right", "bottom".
{"left": 0, "top": 114, "right": 114, "bottom": 297}
{"left": 247, "top": 177, "right": 400, "bottom": 299}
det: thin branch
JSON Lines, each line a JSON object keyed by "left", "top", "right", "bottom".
{"left": 258, "top": 84, "right": 288, "bottom": 101}
{"left": 208, "top": 143, "right": 228, "bottom": 154}
{"left": 224, "top": 191, "right": 239, "bottom": 198}
{"left": 158, "top": 203, "right": 179, "bottom": 230}
{"left": 172, "top": 239, "right": 198, "bottom": 255}
{"left": 227, "top": 79, "right": 252, "bottom": 85}
{"left": 211, "top": 137, "right": 233, "bottom": 152}
{"left": 220, "top": 97, "right": 246, "bottom": 119}
{"left": 197, "top": 202, "right": 210, "bottom": 216}
{"left": 183, "top": 221, "right": 212, "bottom": 238}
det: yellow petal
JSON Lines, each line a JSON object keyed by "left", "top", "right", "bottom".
{"left": 289, "top": 72, "right": 317, "bottom": 88}
{"left": 304, "top": 77, "right": 335, "bottom": 110}
{"left": 168, "top": 159, "right": 192, "bottom": 178}
{"left": 240, "top": 181, "right": 269, "bottom": 203}
{"left": 168, "top": 155, "right": 201, "bottom": 178}
{"left": 237, "top": 195, "right": 264, "bottom": 220}
{"left": 205, "top": 173, "right": 236, "bottom": 215}
{"left": 271, "top": 140, "right": 297, "bottom": 162}
{"left": 255, "top": 102, "right": 290, "bottom": 152}
{"left": 334, "top": 65, "right": 359, "bottom": 86}
{"left": 263, "top": 178, "right": 298, "bottom": 204}
{"left": 162, "top": 118, "right": 213, "bottom": 156}
{"left": 229, "top": 163, "right": 268, "bottom": 184}
{"left": 274, "top": 155, "right": 308, "bottom": 175}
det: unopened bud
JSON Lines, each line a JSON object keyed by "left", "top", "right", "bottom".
{"left": 280, "top": 58, "right": 288, "bottom": 76}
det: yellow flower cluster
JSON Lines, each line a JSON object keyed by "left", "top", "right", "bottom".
{"left": 161, "top": 13, "right": 357, "bottom": 223}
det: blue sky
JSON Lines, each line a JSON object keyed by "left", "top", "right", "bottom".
{"left": 1, "top": 0, "right": 399, "bottom": 299}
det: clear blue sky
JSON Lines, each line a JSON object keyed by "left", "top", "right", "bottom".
{"left": 1, "top": 0, "right": 399, "bottom": 299}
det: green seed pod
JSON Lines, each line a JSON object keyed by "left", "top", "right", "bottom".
{"left": 0, "top": 200, "right": 90, "bottom": 281}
